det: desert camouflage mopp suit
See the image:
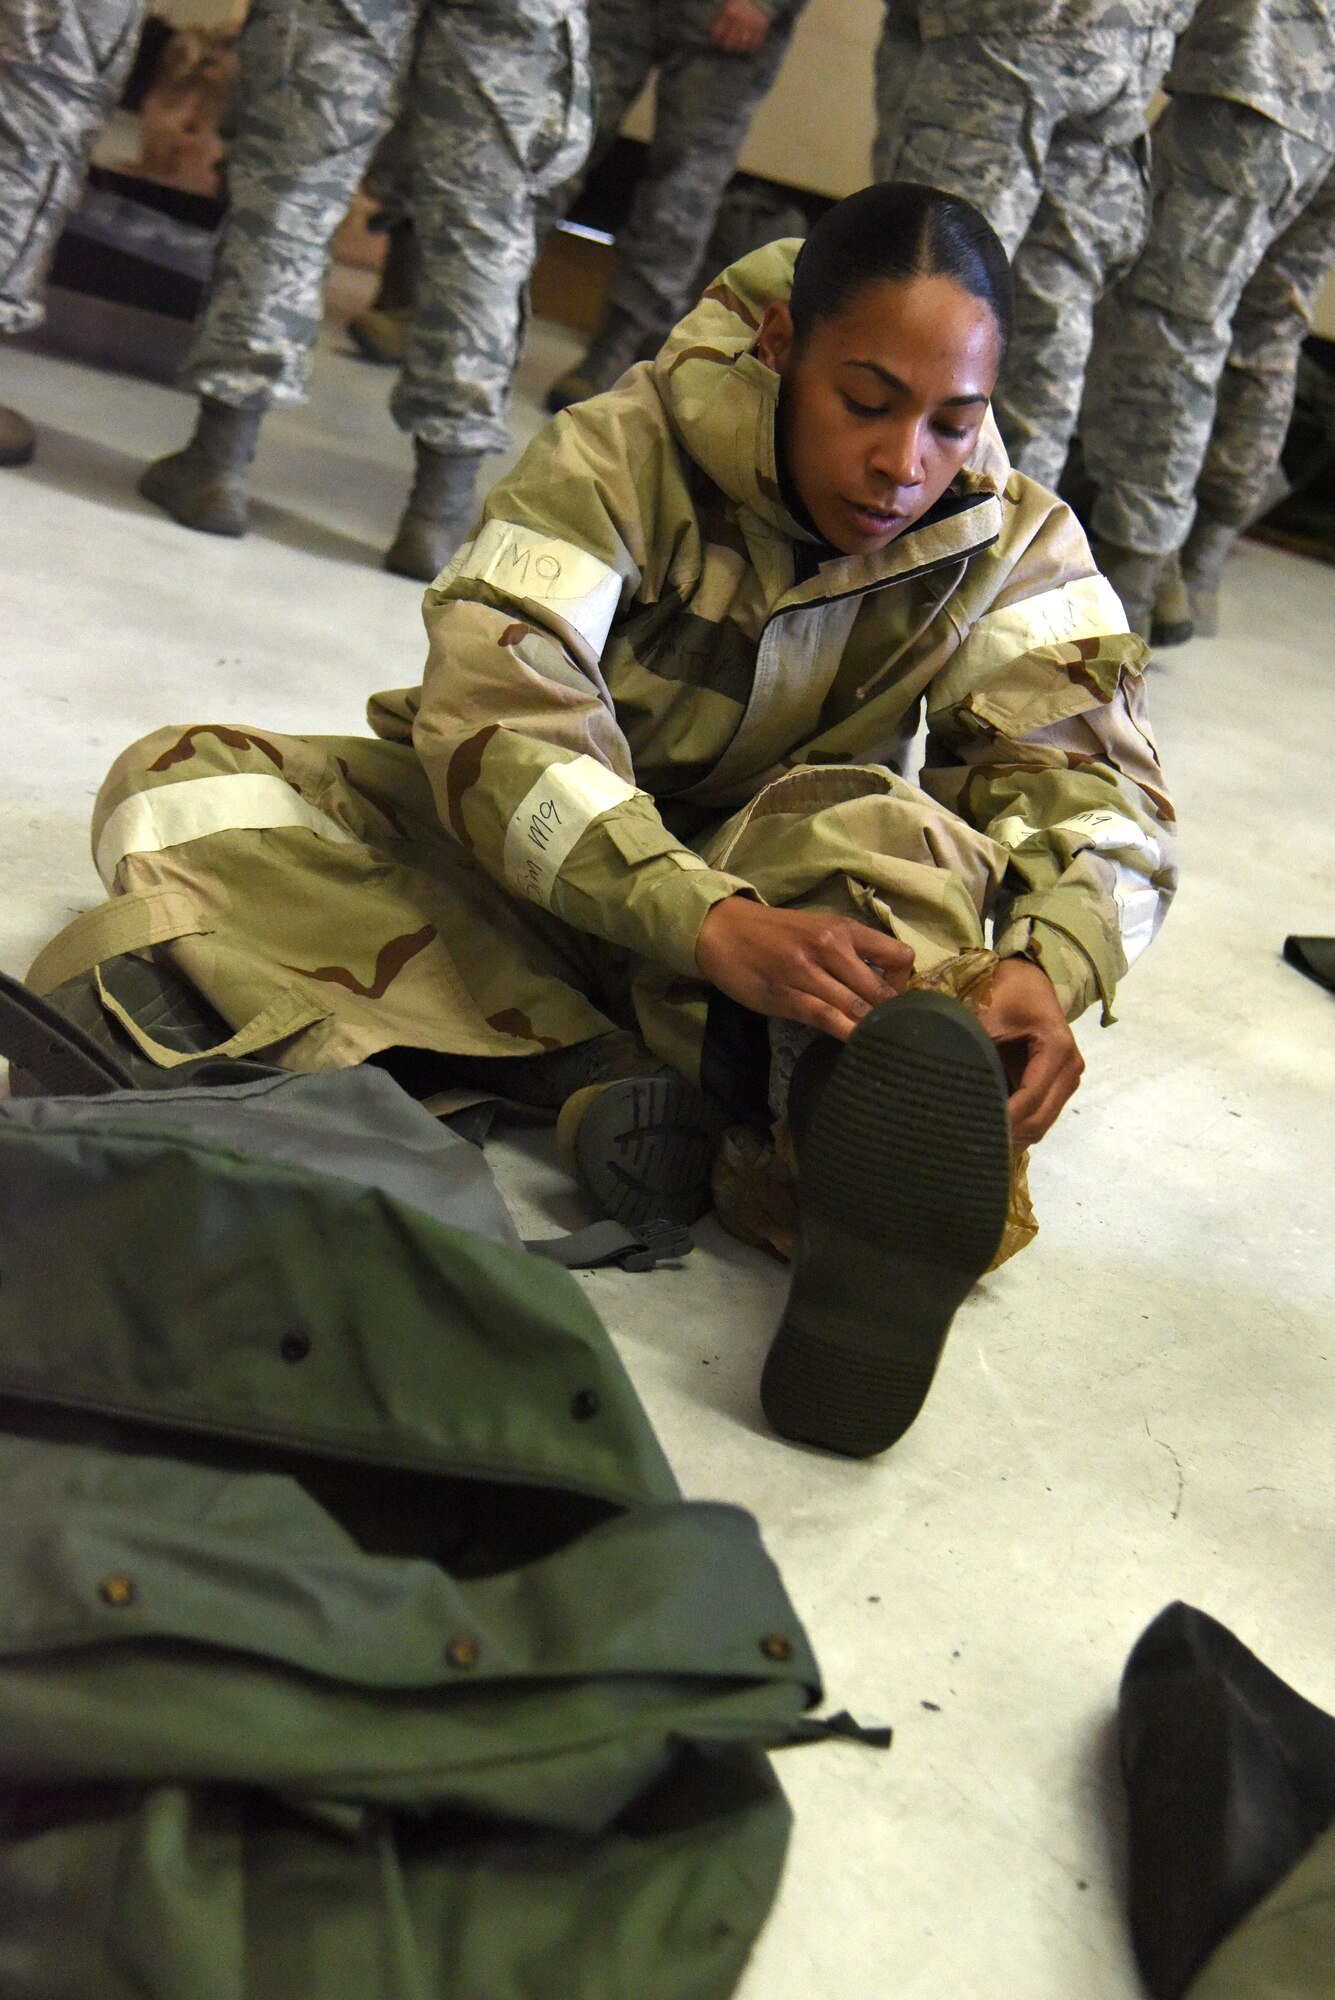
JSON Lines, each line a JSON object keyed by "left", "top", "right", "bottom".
{"left": 34, "top": 247, "right": 1176, "bottom": 1115}
{"left": 183, "top": 0, "right": 590, "bottom": 454}
{"left": 0, "top": 0, "right": 145, "bottom": 335}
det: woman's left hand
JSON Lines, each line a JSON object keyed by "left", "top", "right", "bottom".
{"left": 977, "top": 957, "right": 1085, "bottom": 1146}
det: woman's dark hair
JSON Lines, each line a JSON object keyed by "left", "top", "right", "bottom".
{"left": 789, "top": 181, "right": 1013, "bottom": 354}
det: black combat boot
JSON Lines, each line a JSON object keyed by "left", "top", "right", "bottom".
{"left": 138, "top": 396, "right": 263, "bottom": 536}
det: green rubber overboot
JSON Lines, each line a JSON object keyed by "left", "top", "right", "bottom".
{"left": 349, "top": 219, "right": 414, "bottom": 367}
{"left": 384, "top": 441, "right": 482, "bottom": 582}
{"left": 761, "top": 992, "right": 1011, "bottom": 1458}
{"left": 1091, "top": 538, "right": 1167, "bottom": 644}
{"left": 1151, "top": 552, "right": 1195, "bottom": 648}
{"left": 138, "top": 396, "right": 263, "bottom": 536}
{"left": 1180, "top": 515, "right": 1238, "bottom": 639}
{"left": 545, "top": 310, "right": 651, "bottom": 414}
{"left": 1, "top": 403, "right": 37, "bottom": 467}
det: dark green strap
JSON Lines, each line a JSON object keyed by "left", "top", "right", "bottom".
{"left": 0, "top": 970, "right": 136, "bottom": 1095}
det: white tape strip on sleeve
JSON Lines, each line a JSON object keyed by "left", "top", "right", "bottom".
{"left": 502, "top": 756, "right": 642, "bottom": 907}
{"left": 966, "top": 573, "right": 1128, "bottom": 676}
{"left": 95, "top": 773, "right": 355, "bottom": 887}
{"left": 450, "top": 519, "right": 623, "bottom": 659}
{"left": 1052, "top": 809, "right": 1165, "bottom": 964}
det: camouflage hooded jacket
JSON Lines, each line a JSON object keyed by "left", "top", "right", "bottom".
{"left": 369, "top": 242, "right": 1176, "bottom": 1025}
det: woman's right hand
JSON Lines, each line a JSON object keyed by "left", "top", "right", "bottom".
{"left": 695, "top": 895, "right": 915, "bottom": 1040}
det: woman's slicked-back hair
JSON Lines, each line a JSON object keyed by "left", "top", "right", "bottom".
{"left": 788, "top": 180, "right": 1014, "bottom": 354}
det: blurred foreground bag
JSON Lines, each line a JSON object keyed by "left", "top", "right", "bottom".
{"left": 0, "top": 1068, "right": 823, "bottom": 2000}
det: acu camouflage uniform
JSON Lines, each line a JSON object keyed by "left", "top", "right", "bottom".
{"left": 546, "top": 0, "right": 810, "bottom": 355}
{"left": 44, "top": 245, "right": 1176, "bottom": 1103}
{"left": 183, "top": 0, "right": 591, "bottom": 456}
{"left": 874, "top": 0, "right": 1190, "bottom": 492}
{"left": 0, "top": 0, "right": 145, "bottom": 335}
{"left": 1084, "top": 0, "right": 1335, "bottom": 555}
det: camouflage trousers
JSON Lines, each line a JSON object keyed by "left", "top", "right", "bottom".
{"left": 184, "top": 0, "right": 591, "bottom": 454}
{"left": 1084, "top": 96, "right": 1335, "bottom": 554}
{"left": 0, "top": 0, "right": 145, "bottom": 335}
{"left": 547, "top": 0, "right": 801, "bottom": 348}
{"left": 34, "top": 724, "right": 1011, "bottom": 1104}
{"left": 874, "top": 24, "right": 1175, "bottom": 492}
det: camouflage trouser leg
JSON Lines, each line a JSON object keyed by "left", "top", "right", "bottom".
{"left": 390, "top": 0, "right": 591, "bottom": 451}
{"left": 184, "top": 0, "right": 417, "bottom": 409}
{"left": 996, "top": 32, "right": 1171, "bottom": 490}
{"left": 537, "top": 0, "right": 658, "bottom": 245}
{"left": 363, "top": 67, "right": 418, "bottom": 231}
{"left": 1195, "top": 160, "right": 1335, "bottom": 531}
{"left": 1084, "top": 96, "right": 1334, "bottom": 556}
{"left": 72, "top": 735, "right": 1007, "bottom": 1095}
{"left": 878, "top": 29, "right": 1171, "bottom": 490}
{"left": 632, "top": 765, "right": 1010, "bottom": 1087}
{"left": 870, "top": 6, "right": 925, "bottom": 178}
{"left": 0, "top": 0, "right": 145, "bottom": 335}
{"left": 600, "top": 0, "right": 797, "bottom": 344}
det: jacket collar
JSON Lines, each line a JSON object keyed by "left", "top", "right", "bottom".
{"left": 652, "top": 239, "right": 1007, "bottom": 603}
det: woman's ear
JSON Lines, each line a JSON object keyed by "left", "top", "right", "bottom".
{"left": 756, "top": 300, "right": 795, "bottom": 376}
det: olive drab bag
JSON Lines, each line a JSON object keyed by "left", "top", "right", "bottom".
{"left": 0, "top": 1067, "right": 837, "bottom": 2000}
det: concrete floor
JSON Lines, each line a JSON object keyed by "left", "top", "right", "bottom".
{"left": 3, "top": 303, "right": 1334, "bottom": 1999}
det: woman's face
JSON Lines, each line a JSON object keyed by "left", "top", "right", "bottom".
{"left": 758, "top": 272, "right": 1002, "bottom": 557}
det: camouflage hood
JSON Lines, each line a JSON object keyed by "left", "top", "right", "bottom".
{"left": 650, "top": 238, "right": 1011, "bottom": 549}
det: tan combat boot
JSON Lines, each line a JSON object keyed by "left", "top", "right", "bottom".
{"left": 545, "top": 310, "right": 651, "bottom": 414}
{"left": 1180, "top": 514, "right": 1238, "bottom": 639}
{"left": 384, "top": 440, "right": 484, "bottom": 582}
{"left": 348, "top": 219, "right": 414, "bottom": 367}
{"left": 0, "top": 404, "right": 36, "bottom": 467}
{"left": 138, "top": 396, "right": 263, "bottom": 536}
{"left": 1151, "top": 552, "right": 1195, "bottom": 648}
{"left": 1091, "top": 538, "right": 1167, "bottom": 645}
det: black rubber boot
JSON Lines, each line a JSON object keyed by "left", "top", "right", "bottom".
{"left": 384, "top": 441, "right": 483, "bottom": 582}
{"left": 761, "top": 991, "right": 1010, "bottom": 1458}
{"left": 545, "top": 310, "right": 651, "bottom": 414}
{"left": 348, "top": 219, "right": 415, "bottom": 366}
{"left": 138, "top": 396, "right": 263, "bottom": 536}
{"left": 558, "top": 1072, "right": 727, "bottom": 1229}
{"left": 1119, "top": 1602, "right": 1335, "bottom": 2000}
{"left": 1, "top": 402, "right": 36, "bottom": 467}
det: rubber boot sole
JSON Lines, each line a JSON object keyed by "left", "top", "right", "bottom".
{"left": 761, "top": 991, "right": 1010, "bottom": 1458}
{"left": 562, "top": 1074, "right": 725, "bottom": 1229}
